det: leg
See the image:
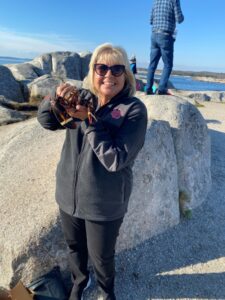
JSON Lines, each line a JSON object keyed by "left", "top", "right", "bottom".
{"left": 86, "top": 218, "right": 123, "bottom": 300}
{"left": 146, "top": 33, "right": 161, "bottom": 94}
{"left": 158, "top": 34, "right": 174, "bottom": 93}
{"left": 59, "top": 209, "right": 89, "bottom": 300}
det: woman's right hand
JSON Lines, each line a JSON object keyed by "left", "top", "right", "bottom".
{"left": 66, "top": 104, "right": 88, "bottom": 120}
{"left": 56, "top": 83, "right": 74, "bottom": 98}
{"left": 56, "top": 83, "right": 88, "bottom": 120}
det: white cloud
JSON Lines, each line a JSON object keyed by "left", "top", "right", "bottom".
{"left": 0, "top": 27, "right": 95, "bottom": 58}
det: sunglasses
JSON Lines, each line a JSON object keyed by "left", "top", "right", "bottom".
{"left": 94, "top": 64, "right": 125, "bottom": 77}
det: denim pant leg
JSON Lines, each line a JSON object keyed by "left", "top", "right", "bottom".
{"left": 158, "top": 34, "right": 174, "bottom": 92}
{"left": 146, "top": 33, "right": 161, "bottom": 92}
{"left": 59, "top": 209, "right": 89, "bottom": 294}
{"left": 86, "top": 218, "right": 123, "bottom": 300}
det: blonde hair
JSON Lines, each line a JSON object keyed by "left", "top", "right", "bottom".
{"left": 84, "top": 43, "right": 136, "bottom": 97}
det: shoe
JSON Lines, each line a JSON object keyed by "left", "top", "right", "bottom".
{"left": 145, "top": 89, "right": 154, "bottom": 95}
{"left": 81, "top": 276, "right": 91, "bottom": 300}
{"left": 156, "top": 89, "right": 172, "bottom": 95}
{"left": 69, "top": 275, "right": 91, "bottom": 300}
{"left": 97, "top": 289, "right": 116, "bottom": 300}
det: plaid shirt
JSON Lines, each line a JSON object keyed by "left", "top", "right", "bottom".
{"left": 150, "top": 0, "right": 184, "bottom": 33}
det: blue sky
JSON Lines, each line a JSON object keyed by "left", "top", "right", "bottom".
{"left": 0, "top": 0, "right": 225, "bottom": 72}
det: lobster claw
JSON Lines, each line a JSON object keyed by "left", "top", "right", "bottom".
{"left": 49, "top": 87, "right": 98, "bottom": 129}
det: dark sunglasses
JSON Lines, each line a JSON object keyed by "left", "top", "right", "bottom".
{"left": 94, "top": 64, "right": 125, "bottom": 77}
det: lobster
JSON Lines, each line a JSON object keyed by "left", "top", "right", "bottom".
{"left": 49, "top": 87, "right": 97, "bottom": 129}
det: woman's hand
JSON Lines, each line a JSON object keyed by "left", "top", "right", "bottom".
{"left": 56, "top": 83, "right": 74, "bottom": 98}
{"left": 56, "top": 83, "right": 88, "bottom": 120}
{"left": 66, "top": 104, "right": 88, "bottom": 120}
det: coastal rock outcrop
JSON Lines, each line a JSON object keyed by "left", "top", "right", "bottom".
{"left": 0, "top": 53, "right": 212, "bottom": 288}
{"left": 6, "top": 62, "right": 43, "bottom": 82}
{"left": 0, "top": 100, "right": 28, "bottom": 125}
{"left": 31, "top": 51, "right": 82, "bottom": 80}
{"left": 173, "top": 90, "right": 225, "bottom": 103}
{"left": 139, "top": 93, "right": 211, "bottom": 212}
{"left": 0, "top": 65, "right": 25, "bottom": 102}
{"left": 1, "top": 51, "right": 91, "bottom": 105}
{"left": 0, "top": 51, "right": 224, "bottom": 126}
{"left": 118, "top": 119, "right": 179, "bottom": 251}
{"left": 28, "top": 75, "right": 63, "bottom": 104}
{"left": 28, "top": 76, "right": 83, "bottom": 104}
{"left": 0, "top": 117, "right": 180, "bottom": 287}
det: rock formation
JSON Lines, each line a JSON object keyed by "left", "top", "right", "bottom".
{"left": 0, "top": 52, "right": 212, "bottom": 288}
{"left": 140, "top": 93, "right": 211, "bottom": 212}
{"left": 0, "top": 51, "right": 224, "bottom": 125}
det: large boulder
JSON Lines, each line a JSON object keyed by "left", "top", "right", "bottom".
{"left": 207, "top": 91, "right": 225, "bottom": 102}
{"left": 79, "top": 51, "right": 92, "bottom": 80}
{"left": 141, "top": 93, "right": 211, "bottom": 213}
{"left": 0, "top": 117, "right": 179, "bottom": 287}
{"left": 188, "top": 92, "right": 211, "bottom": 102}
{"left": 27, "top": 76, "right": 83, "bottom": 104}
{"left": 51, "top": 52, "right": 82, "bottom": 80}
{"left": 0, "top": 102, "right": 28, "bottom": 125}
{"left": 117, "top": 119, "right": 179, "bottom": 251}
{"left": 0, "top": 119, "right": 65, "bottom": 288}
{"left": 31, "top": 53, "right": 53, "bottom": 74}
{"left": 6, "top": 63, "right": 44, "bottom": 101}
{"left": 30, "top": 51, "right": 90, "bottom": 80}
{"left": 31, "top": 51, "right": 83, "bottom": 80}
{"left": 0, "top": 95, "right": 211, "bottom": 287}
{"left": 6, "top": 63, "right": 43, "bottom": 82}
{"left": 0, "top": 66, "right": 25, "bottom": 102}
{"left": 173, "top": 90, "right": 225, "bottom": 103}
{"left": 27, "top": 75, "right": 63, "bottom": 104}
{"left": 1, "top": 52, "right": 92, "bottom": 107}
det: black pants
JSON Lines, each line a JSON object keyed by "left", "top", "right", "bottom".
{"left": 59, "top": 209, "right": 123, "bottom": 300}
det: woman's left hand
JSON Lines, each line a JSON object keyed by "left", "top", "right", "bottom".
{"left": 66, "top": 104, "right": 88, "bottom": 120}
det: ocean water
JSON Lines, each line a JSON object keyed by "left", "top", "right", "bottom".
{"left": 169, "top": 75, "right": 225, "bottom": 92}
{"left": 138, "top": 72, "right": 225, "bottom": 92}
{"left": 0, "top": 57, "right": 31, "bottom": 65}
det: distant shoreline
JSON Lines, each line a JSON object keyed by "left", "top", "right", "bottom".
{"left": 138, "top": 67, "right": 225, "bottom": 77}
{"left": 0, "top": 55, "right": 31, "bottom": 60}
{"left": 192, "top": 76, "right": 225, "bottom": 84}
{"left": 138, "top": 68, "right": 225, "bottom": 84}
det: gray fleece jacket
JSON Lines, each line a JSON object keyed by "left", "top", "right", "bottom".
{"left": 37, "top": 89, "right": 147, "bottom": 221}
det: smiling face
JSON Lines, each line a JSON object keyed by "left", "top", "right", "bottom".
{"left": 93, "top": 57, "right": 126, "bottom": 106}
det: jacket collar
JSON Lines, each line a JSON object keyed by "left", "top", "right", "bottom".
{"left": 96, "top": 87, "right": 130, "bottom": 112}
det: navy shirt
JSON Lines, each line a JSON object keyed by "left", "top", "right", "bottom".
{"left": 150, "top": 0, "right": 184, "bottom": 33}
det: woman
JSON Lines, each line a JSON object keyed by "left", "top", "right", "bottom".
{"left": 37, "top": 43, "right": 147, "bottom": 300}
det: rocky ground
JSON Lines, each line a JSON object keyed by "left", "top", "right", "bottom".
{"left": 84, "top": 100, "right": 225, "bottom": 299}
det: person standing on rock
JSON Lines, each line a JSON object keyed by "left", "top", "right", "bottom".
{"left": 37, "top": 43, "right": 147, "bottom": 300}
{"left": 129, "top": 55, "right": 137, "bottom": 75}
{"left": 145, "top": 0, "right": 184, "bottom": 95}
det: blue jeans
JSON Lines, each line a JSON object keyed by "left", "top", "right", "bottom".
{"left": 146, "top": 32, "right": 175, "bottom": 93}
